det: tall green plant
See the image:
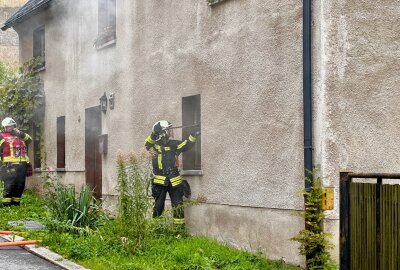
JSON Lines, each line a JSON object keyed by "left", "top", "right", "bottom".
{"left": 291, "top": 171, "right": 336, "bottom": 269}
{"left": 43, "top": 173, "right": 108, "bottom": 235}
{"left": 0, "top": 58, "right": 44, "bottom": 130}
{"left": 114, "top": 151, "right": 153, "bottom": 254}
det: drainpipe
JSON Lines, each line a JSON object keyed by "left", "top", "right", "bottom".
{"left": 303, "top": 0, "right": 314, "bottom": 267}
{"left": 303, "top": 0, "right": 313, "bottom": 189}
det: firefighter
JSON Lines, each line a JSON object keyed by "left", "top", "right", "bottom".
{"left": 0, "top": 117, "right": 32, "bottom": 207}
{"left": 145, "top": 120, "right": 200, "bottom": 227}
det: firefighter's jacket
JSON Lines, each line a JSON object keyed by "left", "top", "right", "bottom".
{"left": 0, "top": 131, "right": 32, "bottom": 163}
{"left": 145, "top": 134, "right": 197, "bottom": 187}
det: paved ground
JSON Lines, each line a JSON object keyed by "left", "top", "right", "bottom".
{"left": 0, "top": 236, "right": 63, "bottom": 270}
{"left": 0, "top": 235, "right": 89, "bottom": 270}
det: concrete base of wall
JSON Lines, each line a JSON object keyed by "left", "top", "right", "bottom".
{"left": 186, "top": 204, "right": 305, "bottom": 267}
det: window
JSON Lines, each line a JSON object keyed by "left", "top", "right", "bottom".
{"left": 182, "top": 95, "right": 201, "bottom": 171}
{"left": 95, "top": 0, "right": 116, "bottom": 49}
{"left": 57, "top": 116, "right": 65, "bottom": 169}
{"left": 33, "top": 26, "right": 45, "bottom": 68}
{"left": 33, "top": 125, "right": 41, "bottom": 169}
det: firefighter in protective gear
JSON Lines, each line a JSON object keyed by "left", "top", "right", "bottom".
{"left": 145, "top": 120, "right": 200, "bottom": 226}
{"left": 0, "top": 117, "right": 32, "bottom": 207}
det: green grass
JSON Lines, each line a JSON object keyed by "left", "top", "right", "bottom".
{"left": 1, "top": 191, "right": 301, "bottom": 270}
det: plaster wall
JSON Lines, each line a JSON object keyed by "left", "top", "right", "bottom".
{"left": 313, "top": 0, "right": 400, "bottom": 261}
{"left": 15, "top": 0, "right": 305, "bottom": 265}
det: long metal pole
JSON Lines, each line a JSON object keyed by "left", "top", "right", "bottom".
{"left": 167, "top": 124, "right": 200, "bottom": 130}
{"left": 303, "top": 0, "right": 313, "bottom": 189}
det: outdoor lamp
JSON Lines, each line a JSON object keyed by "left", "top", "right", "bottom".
{"left": 109, "top": 93, "right": 115, "bottom": 110}
{"left": 99, "top": 92, "right": 107, "bottom": 113}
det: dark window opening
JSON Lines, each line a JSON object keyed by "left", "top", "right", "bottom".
{"left": 182, "top": 94, "right": 201, "bottom": 170}
{"left": 57, "top": 116, "right": 66, "bottom": 169}
{"left": 33, "top": 26, "right": 45, "bottom": 68}
{"left": 33, "top": 125, "right": 41, "bottom": 169}
{"left": 95, "top": 0, "right": 116, "bottom": 48}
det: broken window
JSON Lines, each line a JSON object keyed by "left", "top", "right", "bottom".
{"left": 182, "top": 94, "right": 201, "bottom": 171}
{"left": 95, "top": 0, "right": 116, "bottom": 49}
{"left": 57, "top": 116, "right": 65, "bottom": 169}
{"left": 33, "top": 26, "right": 45, "bottom": 69}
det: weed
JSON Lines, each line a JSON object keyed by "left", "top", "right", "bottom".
{"left": 291, "top": 169, "right": 336, "bottom": 269}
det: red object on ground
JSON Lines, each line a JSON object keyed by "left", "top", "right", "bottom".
{"left": 0, "top": 240, "right": 40, "bottom": 247}
{"left": 0, "top": 231, "right": 17, "bottom": 234}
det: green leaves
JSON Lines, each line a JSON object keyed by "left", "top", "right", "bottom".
{"left": 291, "top": 170, "right": 337, "bottom": 269}
{"left": 44, "top": 178, "right": 108, "bottom": 235}
{"left": 0, "top": 58, "right": 44, "bottom": 131}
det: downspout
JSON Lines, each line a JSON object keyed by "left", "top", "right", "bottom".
{"left": 303, "top": 0, "right": 313, "bottom": 189}
{"left": 303, "top": 0, "right": 314, "bottom": 266}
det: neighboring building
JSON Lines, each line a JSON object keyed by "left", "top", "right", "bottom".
{"left": 0, "top": 0, "right": 26, "bottom": 65}
{"left": 2, "top": 0, "right": 400, "bottom": 267}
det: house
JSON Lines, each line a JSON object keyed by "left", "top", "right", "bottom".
{"left": 3, "top": 0, "right": 400, "bottom": 267}
{"left": 0, "top": 0, "right": 26, "bottom": 65}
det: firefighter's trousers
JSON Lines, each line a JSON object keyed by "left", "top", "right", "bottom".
{"left": 152, "top": 183, "right": 185, "bottom": 226}
{"left": 1, "top": 163, "right": 27, "bottom": 206}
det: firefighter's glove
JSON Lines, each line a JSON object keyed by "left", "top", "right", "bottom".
{"left": 191, "top": 127, "right": 201, "bottom": 137}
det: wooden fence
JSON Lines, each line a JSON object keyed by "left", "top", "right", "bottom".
{"left": 340, "top": 172, "right": 400, "bottom": 270}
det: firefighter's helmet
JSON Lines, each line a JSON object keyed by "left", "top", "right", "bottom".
{"left": 152, "top": 120, "right": 172, "bottom": 141}
{"left": 1, "top": 117, "right": 17, "bottom": 128}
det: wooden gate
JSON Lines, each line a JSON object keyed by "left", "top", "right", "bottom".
{"left": 340, "top": 172, "right": 400, "bottom": 270}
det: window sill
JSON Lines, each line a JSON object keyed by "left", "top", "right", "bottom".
{"left": 34, "top": 65, "right": 46, "bottom": 73}
{"left": 33, "top": 168, "right": 84, "bottom": 173}
{"left": 95, "top": 38, "right": 116, "bottom": 50}
{"left": 94, "top": 30, "right": 116, "bottom": 50}
{"left": 181, "top": 170, "right": 203, "bottom": 176}
{"left": 207, "top": 0, "right": 229, "bottom": 6}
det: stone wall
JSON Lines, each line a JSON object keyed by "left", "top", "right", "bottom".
{"left": 0, "top": 1, "right": 26, "bottom": 65}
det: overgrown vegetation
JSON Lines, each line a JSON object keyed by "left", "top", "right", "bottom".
{"left": 107, "top": 151, "right": 154, "bottom": 254}
{"left": 291, "top": 171, "right": 336, "bottom": 269}
{"left": 0, "top": 151, "right": 300, "bottom": 269}
{"left": 0, "top": 58, "right": 44, "bottom": 130}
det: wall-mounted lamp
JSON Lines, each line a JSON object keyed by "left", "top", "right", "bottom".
{"left": 109, "top": 93, "right": 115, "bottom": 110}
{"left": 99, "top": 92, "right": 107, "bottom": 113}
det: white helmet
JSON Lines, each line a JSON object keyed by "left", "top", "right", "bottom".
{"left": 152, "top": 120, "right": 172, "bottom": 133}
{"left": 1, "top": 117, "right": 16, "bottom": 128}
{"left": 152, "top": 120, "right": 172, "bottom": 141}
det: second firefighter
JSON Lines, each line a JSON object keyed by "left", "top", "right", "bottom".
{"left": 145, "top": 120, "right": 200, "bottom": 227}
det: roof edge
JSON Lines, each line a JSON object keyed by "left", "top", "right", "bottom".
{"left": 1, "top": 0, "right": 53, "bottom": 31}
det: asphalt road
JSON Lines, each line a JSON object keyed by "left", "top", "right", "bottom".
{"left": 0, "top": 236, "right": 63, "bottom": 270}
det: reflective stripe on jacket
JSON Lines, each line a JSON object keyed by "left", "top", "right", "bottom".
{"left": 145, "top": 135, "right": 197, "bottom": 186}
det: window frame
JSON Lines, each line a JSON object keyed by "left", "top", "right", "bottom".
{"left": 56, "top": 116, "right": 66, "bottom": 169}
{"left": 182, "top": 94, "right": 202, "bottom": 173}
{"left": 33, "top": 125, "right": 41, "bottom": 169}
{"left": 33, "top": 25, "right": 45, "bottom": 69}
{"left": 94, "top": 0, "right": 116, "bottom": 49}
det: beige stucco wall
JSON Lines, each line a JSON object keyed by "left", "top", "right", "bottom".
{"left": 313, "top": 0, "right": 400, "bottom": 262}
